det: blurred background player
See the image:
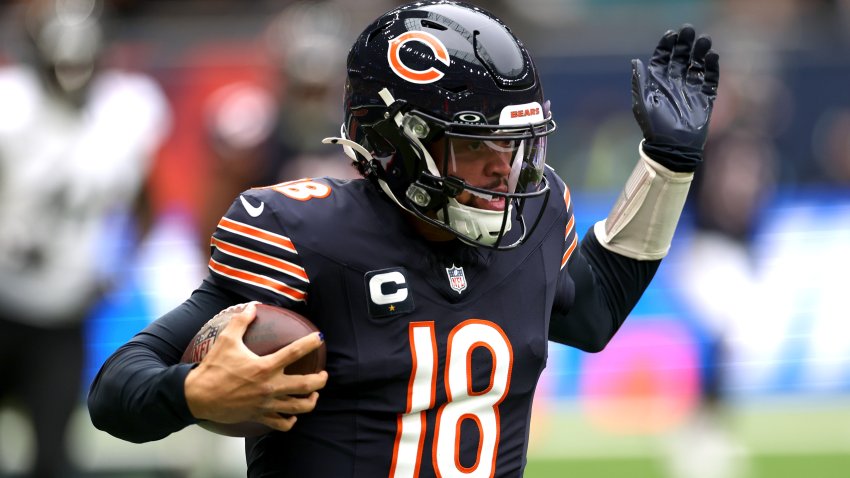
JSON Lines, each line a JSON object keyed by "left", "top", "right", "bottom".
{"left": 197, "top": 0, "right": 359, "bottom": 253}
{"left": 0, "top": 0, "right": 170, "bottom": 476}
{"left": 263, "top": 0, "right": 358, "bottom": 181}
{"left": 667, "top": 5, "right": 782, "bottom": 475}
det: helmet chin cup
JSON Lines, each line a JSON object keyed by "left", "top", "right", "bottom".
{"left": 437, "top": 199, "right": 513, "bottom": 247}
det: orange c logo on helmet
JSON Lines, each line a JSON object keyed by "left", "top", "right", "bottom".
{"left": 387, "top": 30, "right": 450, "bottom": 84}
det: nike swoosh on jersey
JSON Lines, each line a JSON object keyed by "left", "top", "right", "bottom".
{"left": 240, "top": 195, "right": 265, "bottom": 217}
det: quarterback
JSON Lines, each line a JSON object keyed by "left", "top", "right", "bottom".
{"left": 88, "top": 1, "right": 719, "bottom": 477}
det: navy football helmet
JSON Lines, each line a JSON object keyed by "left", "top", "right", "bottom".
{"left": 324, "top": 1, "right": 556, "bottom": 249}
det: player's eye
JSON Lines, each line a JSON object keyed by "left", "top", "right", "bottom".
{"left": 466, "top": 140, "right": 484, "bottom": 152}
{"left": 483, "top": 139, "right": 518, "bottom": 155}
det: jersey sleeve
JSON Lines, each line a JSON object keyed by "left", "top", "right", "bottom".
{"left": 549, "top": 179, "right": 661, "bottom": 352}
{"left": 207, "top": 188, "right": 310, "bottom": 309}
{"left": 87, "top": 278, "right": 241, "bottom": 443}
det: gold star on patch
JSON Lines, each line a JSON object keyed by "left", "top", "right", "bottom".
{"left": 388, "top": 305, "right": 396, "bottom": 312}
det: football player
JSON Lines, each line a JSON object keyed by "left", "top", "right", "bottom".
{"left": 88, "top": 2, "right": 719, "bottom": 476}
{"left": 0, "top": 0, "right": 170, "bottom": 476}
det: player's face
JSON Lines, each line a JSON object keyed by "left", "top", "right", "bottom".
{"left": 428, "top": 136, "right": 515, "bottom": 211}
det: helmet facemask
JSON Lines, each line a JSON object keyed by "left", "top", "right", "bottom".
{"left": 330, "top": 89, "right": 555, "bottom": 250}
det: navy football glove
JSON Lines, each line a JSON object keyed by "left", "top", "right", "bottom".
{"left": 631, "top": 25, "right": 720, "bottom": 173}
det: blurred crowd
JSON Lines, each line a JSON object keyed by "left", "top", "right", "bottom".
{"left": 1, "top": 0, "right": 847, "bottom": 231}
{"left": 0, "top": 0, "right": 849, "bottom": 477}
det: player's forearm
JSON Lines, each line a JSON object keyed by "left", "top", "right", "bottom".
{"left": 87, "top": 338, "right": 197, "bottom": 443}
{"left": 582, "top": 229, "right": 660, "bottom": 324}
{"left": 88, "top": 278, "right": 240, "bottom": 442}
{"left": 549, "top": 230, "right": 660, "bottom": 351}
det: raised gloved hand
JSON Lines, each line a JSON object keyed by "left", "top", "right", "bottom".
{"left": 631, "top": 25, "right": 719, "bottom": 173}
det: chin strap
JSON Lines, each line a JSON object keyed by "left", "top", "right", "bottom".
{"left": 594, "top": 140, "right": 694, "bottom": 260}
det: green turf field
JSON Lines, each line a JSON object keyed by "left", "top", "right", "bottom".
{"left": 525, "top": 454, "right": 850, "bottom": 478}
{"left": 2, "top": 399, "right": 849, "bottom": 477}
{"left": 523, "top": 398, "right": 850, "bottom": 478}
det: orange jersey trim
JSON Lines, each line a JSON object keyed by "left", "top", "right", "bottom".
{"left": 211, "top": 236, "right": 308, "bottom": 283}
{"left": 561, "top": 234, "right": 578, "bottom": 269}
{"left": 209, "top": 258, "right": 306, "bottom": 302}
{"left": 564, "top": 214, "right": 575, "bottom": 239}
{"left": 217, "top": 217, "right": 296, "bottom": 254}
{"left": 561, "top": 186, "right": 577, "bottom": 269}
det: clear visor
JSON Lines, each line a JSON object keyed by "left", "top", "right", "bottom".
{"left": 433, "top": 134, "right": 547, "bottom": 197}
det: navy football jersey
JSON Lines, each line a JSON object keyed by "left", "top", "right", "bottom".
{"left": 207, "top": 173, "right": 578, "bottom": 477}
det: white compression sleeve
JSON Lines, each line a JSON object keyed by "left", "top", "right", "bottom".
{"left": 593, "top": 141, "right": 694, "bottom": 260}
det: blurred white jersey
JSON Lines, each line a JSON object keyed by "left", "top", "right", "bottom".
{"left": 0, "top": 66, "right": 170, "bottom": 325}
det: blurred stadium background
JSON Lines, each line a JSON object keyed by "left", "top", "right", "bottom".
{"left": 1, "top": 0, "right": 849, "bottom": 477}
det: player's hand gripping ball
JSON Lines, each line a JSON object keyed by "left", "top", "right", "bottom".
{"left": 181, "top": 303, "right": 326, "bottom": 436}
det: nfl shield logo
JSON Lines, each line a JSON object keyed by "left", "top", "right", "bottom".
{"left": 445, "top": 265, "right": 467, "bottom": 294}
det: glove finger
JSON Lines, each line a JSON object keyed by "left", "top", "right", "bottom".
{"left": 631, "top": 59, "right": 645, "bottom": 109}
{"left": 686, "top": 35, "right": 712, "bottom": 85}
{"left": 630, "top": 59, "right": 653, "bottom": 136}
{"left": 631, "top": 58, "right": 648, "bottom": 95}
{"left": 702, "top": 50, "right": 720, "bottom": 97}
{"left": 649, "top": 29, "right": 677, "bottom": 70}
{"left": 670, "top": 24, "right": 696, "bottom": 79}
{"left": 632, "top": 58, "right": 659, "bottom": 106}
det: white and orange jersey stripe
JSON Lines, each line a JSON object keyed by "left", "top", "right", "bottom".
{"left": 208, "top": 258, "right": 307, "bottom": 303}
{"left": 210, "top": 236, "right": 308, "bottom": 283}
{"left": 560, "top": 186, "right": 578, "bottom": 270}
{"left": 217, "top": 217, "right": 298, "bottom": 254}
{"left": 209, "top": 216, "right": 309, "bottom": 303}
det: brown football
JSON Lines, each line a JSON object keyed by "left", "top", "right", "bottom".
{"left": 181, "top": 303, "right": 326, "bottom": 437}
